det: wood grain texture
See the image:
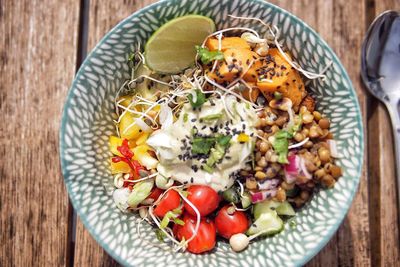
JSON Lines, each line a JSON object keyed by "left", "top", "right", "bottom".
{"left": 367, "top": 1, "right": 400, "bottom": 266}
{"left": 73, "top": 1, "right": 158, "bottom": 266}
{"left": 71, "top": 0, "right": 398, "bottom": 266}
{"left": 0, "top": 0, "right": 80, "bottom": 266}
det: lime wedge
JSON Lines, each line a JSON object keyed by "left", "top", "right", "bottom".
{"left": 145, "top": 15, "right": 216, "bottom": 74}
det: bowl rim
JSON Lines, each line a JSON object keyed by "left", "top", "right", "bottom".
{"left": 59, "top": 0, "right": 364, "bottom": 266}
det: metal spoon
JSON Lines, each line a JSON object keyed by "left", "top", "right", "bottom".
{"left": 361, "top": 10, "right": 400, "bottom": 223}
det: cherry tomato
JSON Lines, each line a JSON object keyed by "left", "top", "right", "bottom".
{"left": 153, "top": 189, "right": 181, "bottom": 218}
{"left": 146, "top": 187, "right": 164, "bottom": 203}
{"left": 184, "top": 185, "right": 220, "bottom": 216}
{"left": 215, "top": 205, "right": 249, "bottom": 239}
{"left": 174, "top": 214, "right": 216, "bottom": 254}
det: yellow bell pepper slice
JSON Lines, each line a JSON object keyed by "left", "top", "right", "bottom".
{"left": 132, "top": 144, "right": 158, "bottom": 170}
{"left": 110, "top": 160, "right": 131, "bottom": 174}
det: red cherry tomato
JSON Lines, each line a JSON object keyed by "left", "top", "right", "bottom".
{"left": 184, "top": 185, "right": 220, "bottom": 216}
{"left": 153, "top": 189, "right": 181, "bottom": 218}
{"left": 146, "top": 187, "right": 164, "bottom": 203}
{"left": 174, "top": 214, "right": 216, "bottom": 254}
{"left": 215, "top": 205, "right": 249, "bottom": 239}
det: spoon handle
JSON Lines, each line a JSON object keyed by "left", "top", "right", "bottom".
{"left": 386, "top": 98, "right": 400, "bottom": 225}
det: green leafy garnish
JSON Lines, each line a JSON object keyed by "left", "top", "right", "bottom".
{"left": 216, "top": 135, "right": 232, "bottom": 147}
{"left": 183, "top": 113, "right": 188, "bottom": 123}
{"left": 160, "top": 208, "right": 183, "bottom": 229}
{"left": 187, "top": 89, "right": 206, "bottom": 108}
{"left": 274, "top": 91, "right": 282, "bottom": 100}
{"left": 195, "top": 45, "right": 224, "bottom": 64}
{"left": 155, "top": 229, "right": 166, "bottom": 241}
{"left": 200, "top": 113, "right": 223, "bottom": 121}
{"left": 192, "top": 136, "right": 215, "bottom": 155}
{"left": 272, "top": 130, "right": 293, "bottom": 164}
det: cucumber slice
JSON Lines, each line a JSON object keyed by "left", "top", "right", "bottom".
{"left": 254, "top": 200, "right": 295, "bottom": 219}
{"left": 241, "top": 192, "right": 252, "bottom": 209}
{"left": 275, "top": 201, "right": 295, "bottom": 216}
{"left": 246, "top": 210, "right": 284, "bottom": 236}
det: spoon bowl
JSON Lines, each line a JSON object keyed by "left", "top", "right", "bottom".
{"left": 361, "top": 10, "right": 400, "bottom": 227}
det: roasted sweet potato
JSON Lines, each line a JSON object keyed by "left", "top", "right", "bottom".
{"left": 256, "top": 48, "right": 292, "bottom": 92}
{"left": 206, "top": 37, "right": 250, "bottom": 51}
{"left": 206, "top": 48, "right": 259, "bottom": 83}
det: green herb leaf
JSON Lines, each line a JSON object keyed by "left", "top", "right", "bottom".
{"left": 195, "top": 45, "right": 224, "bottom": 64}
{"left": 216, "top": 135, "right": 232, "bottom": 147}
{"left": 272, "top": 130, "right": 293, "bottom": 164}
{"left": 274, "top": 91, "right": 282, "bottom": 100}
{"left": 187, "top": 89, "right": 206, "bottom": 108}
{"left": 192, "top": 136, "right": 215, "bottom": 155}
{"left": 200, "top": 113, "right": 223, "bottom": 121}
{"left": 173, "top": 218, "right": 185, "bottom": 226}
{"left": 155, "top": 229, "right": 166, "bottom": 241}
{"left": 183, "top": 113, "right": 188, "bottom": 123}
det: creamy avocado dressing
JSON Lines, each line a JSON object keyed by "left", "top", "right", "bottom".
{"left": 147, "top": 95, "right": 258, "bottom": 191}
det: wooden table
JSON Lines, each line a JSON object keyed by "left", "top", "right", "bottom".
{"left": 1, "top": 0, "right": 399, "bottom": 266}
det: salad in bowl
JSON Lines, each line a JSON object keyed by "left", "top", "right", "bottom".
{"left": 109, "top": 14, "right": 343, "bottom": 254}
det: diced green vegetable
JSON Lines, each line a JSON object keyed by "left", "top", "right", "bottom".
{"left": 216, "top": 135, "right": 232, "bottom": 147}
{"left": 200, "top": 113, "right": 223, "bottom": 121}
{"left": 272, "top": 130, "right": 293, "bottom": 164}
{"left": 195, "top": 45, "right": 224, "bottom": 64}
{"left": 127, "top": 179, "right": 154, "bottom": 208}
{"left": 187, "top": 89, "right": 206, "bottom": 108}
{"left": 222, "top": 187, "right": 240, "bottom": 204}
{"left": 192, "top": 136, "right": 215, "bottom": 155}
{"left": 155, "top": 229, "right": 166, "bottom": 241}
{"left": 160, "top": 208, "right": 183, "bottom": 229}
{"left": 241, "top": 192, "right": 252, "bottom": 209}
{"left": 254, "top": 200, "right": 295, "bottom": 219}
{"left": 246, "top": 210, "right": 284, "bottom": 237}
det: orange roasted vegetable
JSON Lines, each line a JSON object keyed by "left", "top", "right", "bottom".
{"left": 256, "top": 48, "right": 292, "bottom": 93}
{"left": 206, "top": 48, "right": 259, "bottom": 83}
{"left": 206, "top": 37, "right": 250, "bottom": 51}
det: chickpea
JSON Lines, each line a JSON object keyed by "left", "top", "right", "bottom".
{"left": 319, "top": 118, "right": 330, "bottom": 129}
{"left": 330, "top": 165, "right": 343, "bottom": 179}
{"left": 255, "top": 171, "right": 267, "bottom": 180}
{"left": 299, "top": 106, "right": 308, "bottom": 114}
{"left": 257, "top": 157, "right": 267, "bottom": 167}
{"left": 303, "top": 113, "right": 314, "bottom": 124}
{"left": 257, "top": 129, "right": 264, "bottom": 136}
{"left": 314, "top": 168, "right": 326, "bottom": 180}
{"left": 275, "top": 116, "right": 288, "bottom": 127}
{"left": 304, "top": 140, "right": 313, "bottom": 148}
{"left": 301, "top": 128, "right": 309, "bottom": 137}
{"left": 276, "top": 188, "right": 286, "bottom": 202}
{"left": 321, "top": 174, "right": 335, "bottom": 188}
{"left": 318, "top": 147, "right": 331, "bottom": 163}
{"left": 309, "top": 125, "right": 321, "bottom": 138}
{"left": 300, "top": 190, "right": 310, "bottom": 201}
{"left": 294, "top": 132, "right": 305, "bottom": 142}
{"left": 313, "top": 111, "right": 322, "bottom": 121}
{"left": 305, "top": 161, "right": 318, "bottom": 172}
{"left": 259, "top": 142, "right": 270, "bottom": 153}
{"left": 265, "top": 166, "right": 277, "bottom": 179}
{"left": 230, "top": 233, "right": 249, "bottom": 252}
{"left": 254, "top": 166, "right": 263, "bottom": 171}
{"left": 246, "top": 178, "right": 258, "bottom": 190}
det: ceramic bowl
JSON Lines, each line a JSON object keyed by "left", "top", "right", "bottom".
{"left": 60, "top": 0, "right": 363, "bottom": 266}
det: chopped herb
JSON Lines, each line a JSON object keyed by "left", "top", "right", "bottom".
{"left": 274, "top": 91, "right": 282, "bottom": 100}
{"left": 155, "top": 229, "right": 166, "bottom": 242}
{"left": 216, "top": 135, "right": 232, "bottom": 147}
{"left": 272, "top": 130, "right": 293, "bottom": 164}
{"left": 195, "top": 45, "right": 224, "bottom": 64}
{"left": 187, "top": 89, "right": 206, "bottom": 108}
{"left": 183, "top": 113, "right": 188, "bottom": 123}
{"left": 200, "top": 113, "right": 223, "bottom": 121}
{"left": 192, "top": 136, "right": 215, "bottom": 155}
{"left": 160, "top": 208, "right": 183, "bottom": 229}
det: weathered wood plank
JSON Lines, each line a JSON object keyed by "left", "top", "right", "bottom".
{"left": 74, "top": 0, "right": 372, "bottom": 266}
{"left": 269, "top": 0, "right": 371, "bottom": 266}
{"left": 0, "top": 0, "right": 80, "bottom": 266}
{"left": 73, "top": 1, "right": 157, "bottom": 266}
{"left": 368, "top": 1, "right": 400, "bottom": 266}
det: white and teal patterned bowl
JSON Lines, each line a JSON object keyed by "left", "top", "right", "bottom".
{"left": 60, "top": 0, "right": 363, "bottom": 266}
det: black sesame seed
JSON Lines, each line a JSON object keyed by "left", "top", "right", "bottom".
{"left": 191, "top": 118, "right": 196, "bottom": 122}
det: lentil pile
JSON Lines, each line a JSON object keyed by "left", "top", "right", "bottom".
{"left": 240, "top": 96, "right": 342, "bottom": 208}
